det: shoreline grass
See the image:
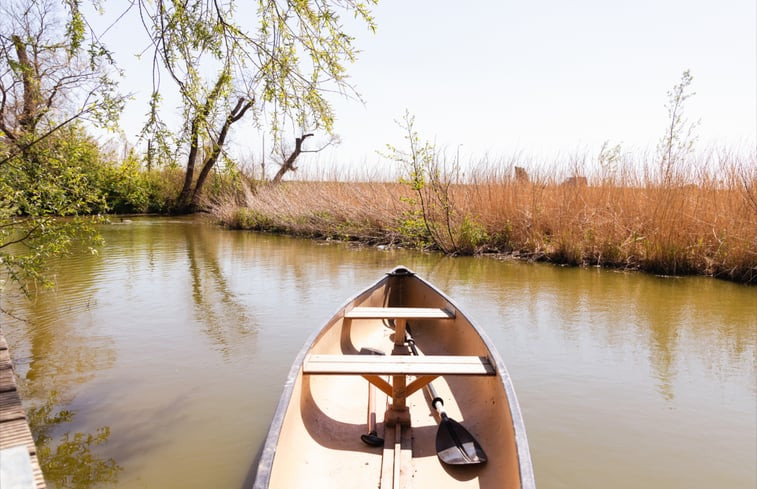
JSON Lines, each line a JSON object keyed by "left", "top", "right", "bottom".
{"left": 208, "top": 154, "right": 757, "bottom": 285}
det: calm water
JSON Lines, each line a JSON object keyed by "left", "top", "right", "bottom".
{"left": 1, "top": 217, "right": 755, "bottom": 489}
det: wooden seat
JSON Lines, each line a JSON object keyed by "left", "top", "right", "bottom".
{"left": 322, "top": 308, "right": 472, "bottom": 424}
{"left": 344, "top": 307, "right": 455, "bottom": 320}
{"left": 344, "top": 307, "right": 455, "bottom": 354}
{"left": 303, "top": 354, "right": 493, "bottom": 376}
{"left": 303, "top": 353, "right": 495, "bottom": 407}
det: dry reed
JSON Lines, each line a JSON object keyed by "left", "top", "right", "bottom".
{"left": 209, "top": 151, "right": 757, "bottom": 284}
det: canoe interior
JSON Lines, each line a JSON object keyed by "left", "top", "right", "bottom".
{"left": 260, "top": 269, "right": 530, "bottom": 488}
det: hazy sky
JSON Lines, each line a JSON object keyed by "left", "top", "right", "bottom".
{"left": 102, "top": 1, "right": 756, "bottom": 174}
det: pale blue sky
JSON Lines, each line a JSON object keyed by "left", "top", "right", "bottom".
{"left": 101, "top": 1, "right": 756, "bottom": 174}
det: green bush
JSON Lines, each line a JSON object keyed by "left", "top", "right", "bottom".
{"left": 230, "top": 208, "right": 275, "bottom": 230}
{"left": 100, "top": 155, "right": 152, "bottom": 214}
{"left": 457, "top": 216, "right": 489, "bottom": 253}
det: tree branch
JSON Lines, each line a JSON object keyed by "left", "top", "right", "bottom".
{"left": 189, "top": 96, "right": 254, "bottom": 207}
{"left": 271, "top": 132, "right": 314, "bottom": 184}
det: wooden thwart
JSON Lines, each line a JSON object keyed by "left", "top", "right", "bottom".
{"left": 303, "top": 354, "right": 494, "bottom": 376}
{"left": 344, "top": 307, "right": 455, "bottom": 320}
{"left": 344, "top": 307, "right": 455, "bottom": 350}
{"left": 304, "top": 353, "right": 495, "bottom": 406}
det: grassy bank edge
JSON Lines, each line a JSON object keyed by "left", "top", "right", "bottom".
{"left": 209, "top": 180, "right": 757, "bottom": 285}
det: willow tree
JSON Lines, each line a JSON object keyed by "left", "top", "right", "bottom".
{"left": 130, "top": 0, "right": 377, "bottom": 212}
{"left": 0, "top": 0, "right": 123, "bottom": 294}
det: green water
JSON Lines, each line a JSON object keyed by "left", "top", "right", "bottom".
{"left": 1, "top": 217, "right": 755, "bottom": 488}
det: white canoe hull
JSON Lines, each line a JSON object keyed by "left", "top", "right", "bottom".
{"left": 253, "top": 267, "right": 534, "bottom": 488}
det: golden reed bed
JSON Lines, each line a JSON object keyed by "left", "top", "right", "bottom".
{"left": 210, "top": 160, "right": 756, "bottom": 284}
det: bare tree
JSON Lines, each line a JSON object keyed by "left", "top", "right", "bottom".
{"left": 270, "top": 133, "right": 341, "bottom": 184}
{"left": 0, "top": 0, "right": 122, "bottom": 164}
{"left": 271, "top": 133, "right": 312, "bottom": 184}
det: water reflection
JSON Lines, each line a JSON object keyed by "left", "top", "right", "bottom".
{"left": 184, "top": 224, "right": 256, "bottom": 358}
{"left": 5, "top": 256, "right": 121, "bottom": 489}
{"left": 28, "top": 392, "right": 122, "bottom": 488}
{"left": 422, "top": 259, "right": 756, "bottom": 402}
{"left": 0, "top": 217, "right": 753, "bottom": 489}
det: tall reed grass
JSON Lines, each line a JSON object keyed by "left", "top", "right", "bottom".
{"left": 209, "top": 150, "right": 756, "bottom": 284}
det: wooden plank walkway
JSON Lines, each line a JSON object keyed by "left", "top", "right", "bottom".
{"left": 0, "top": 331, "right": 46, "bottom": 489}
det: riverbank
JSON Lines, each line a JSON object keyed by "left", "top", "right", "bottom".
{"left": 210, "top": 172, "right": 756, "bottom": 284}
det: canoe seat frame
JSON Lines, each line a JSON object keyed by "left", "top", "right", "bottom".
{"left": 303, "top": 307, "right": 496, "bottom": 426}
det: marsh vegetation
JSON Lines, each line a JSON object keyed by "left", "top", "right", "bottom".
{"left": 210, "top": 146, "right": 756, "bottom": 284}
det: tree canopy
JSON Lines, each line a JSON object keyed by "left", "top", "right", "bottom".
{"left": 1, "top": 0, "right": 378, "bottom": 292}
{"left": 132, "top": 0, "right": 377, "bottom": 210}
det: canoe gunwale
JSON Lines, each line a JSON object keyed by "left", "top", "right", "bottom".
{"left": 418, "top": 274, "right": 536, "bottom": 489}
{"left": 252, "top": 272, "right": 391, "bottom": 489}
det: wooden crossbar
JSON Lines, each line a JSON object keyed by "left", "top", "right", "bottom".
{"left": 303, "top": 354, "right": 494, "bottom": 376}
{"left": 304, "top": 353, "right": 496, "bottom": 424}
{"left": 344, "top": 307, "right": 455, "bottom": 320}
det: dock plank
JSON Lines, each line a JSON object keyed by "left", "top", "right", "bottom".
{"left": 0, "top": 331, "right": 46, "bottom": 488}
{"left": 0, "top": 390, "right": 26, "bottom": 422}
{"left": 0, "top": 367, "right": 17, "bottom": 393}
{"left": 0, "top": 419, "right": 37, "bottom": 452}
{"left": 0, "top": 347, "right": 12, "bottom": 369}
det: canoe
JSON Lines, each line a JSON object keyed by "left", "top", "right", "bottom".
{"left": 253, "top": 266, "right": 535, "bottom": 488}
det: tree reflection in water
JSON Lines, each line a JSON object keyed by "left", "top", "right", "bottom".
{"left": 27, "top": 391, "right": 122, "bottom": 489}
{"left": 185, "top": 224, "right": 256, "bottom": 358}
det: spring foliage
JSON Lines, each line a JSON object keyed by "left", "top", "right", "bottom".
{"left": 1, "top": 0, "right": 378, "bottom": 290}
{"left": 0, "top": 0, "right": 122, "bottom": 294}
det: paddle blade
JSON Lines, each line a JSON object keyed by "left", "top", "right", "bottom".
{"left": 361, "top": 431, "right": 384, "bottom": 447}
{"left": 436, "top": 417, "right": 488, "bottom": 465}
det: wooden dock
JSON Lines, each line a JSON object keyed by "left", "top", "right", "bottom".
{"left": 0, "top": 331, "right": 46, "bottom": 488}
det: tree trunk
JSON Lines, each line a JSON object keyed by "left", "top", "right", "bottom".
{"left": 271, "top": 133, "right": 314, "bottom": 184}
{"left": 174, "top": 71, "right": 230, "bottom": 213}
{"left": 11, "top": 34, "right": 40, "bottom": 134}
{"left": 189, "top": 97, "right": 253, "bottom": 209}
{"left": 175, "top": 114, "right": 202, "bottom": 211}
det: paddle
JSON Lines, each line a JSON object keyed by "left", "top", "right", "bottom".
{"left": 359, "top": 347, "right": 385, "bottom": 447}
{"left": 405, "top": 326, "right": 488, "bottom": 465}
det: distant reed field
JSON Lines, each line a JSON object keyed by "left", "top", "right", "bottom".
{"left": 209, "top": 154, "right": 756, "bottom": 284}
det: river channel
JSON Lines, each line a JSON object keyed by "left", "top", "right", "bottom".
{"left": 1, "top": 216, "right": 754, "bottom": 489}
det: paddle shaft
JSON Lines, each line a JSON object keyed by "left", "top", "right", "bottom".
{"left": 359, "top": 347, "right": 385, "bottom": 446}
{"left": 368, "top": 379, "right": 377, "bottom": 429}
{"left": 404, "top": 332, "right": 446, "bottom": 416}
{"left": 405, "top": 326, "right": 487, "bottom": 464}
